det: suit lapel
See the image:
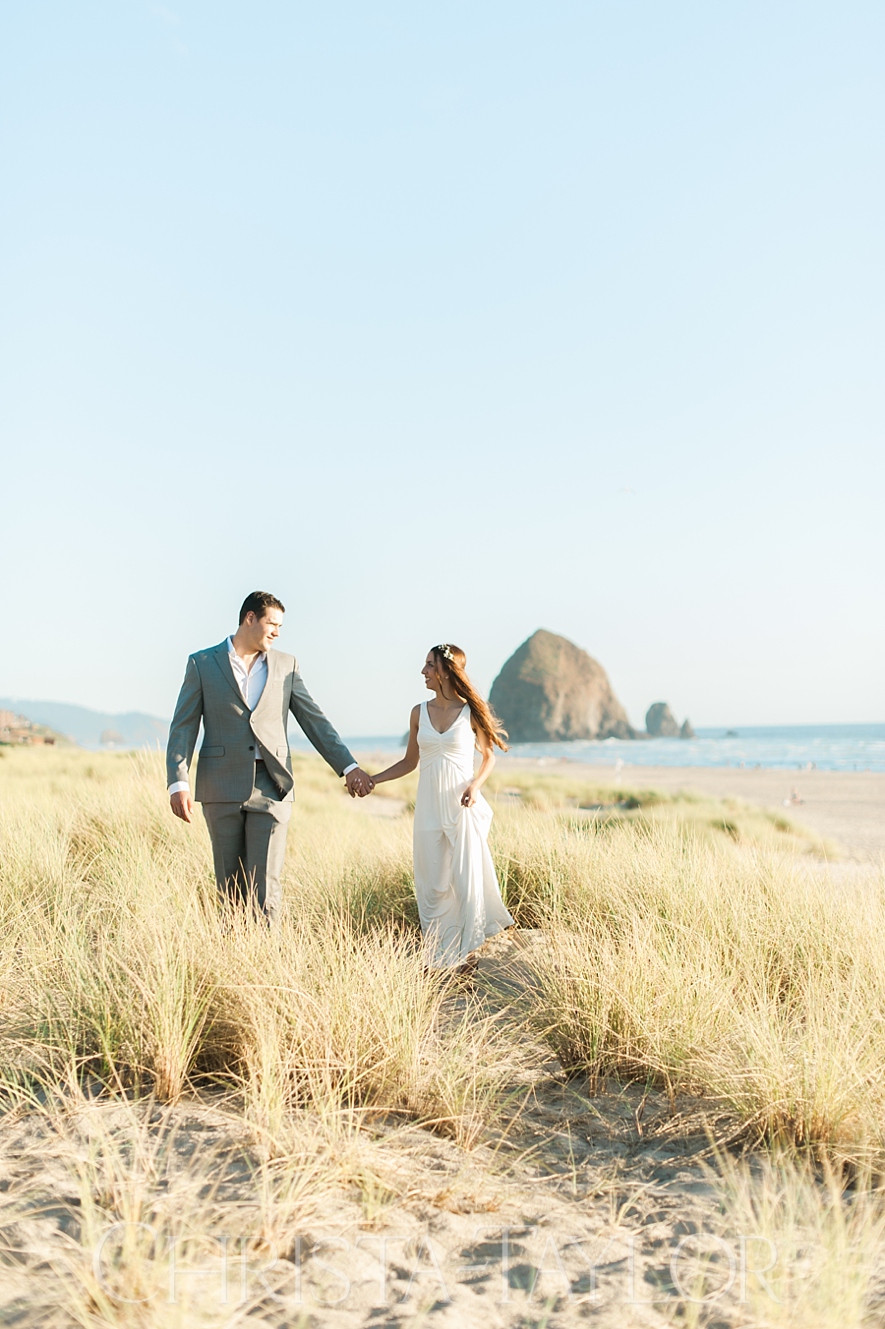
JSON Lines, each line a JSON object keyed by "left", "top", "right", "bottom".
{"left": 212, "top": 641, "right": 248, "bottom": 708}
{"left": 250, "top": 650, "right": 278, "bottom": 724}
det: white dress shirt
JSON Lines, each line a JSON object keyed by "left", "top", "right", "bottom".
{"left": 226, "top": 635, "right": 268, "bottom": 710}
{"left": 168, "top": 637, "right": 356, "bottom": 794}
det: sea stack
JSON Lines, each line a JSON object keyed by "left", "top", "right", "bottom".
{"left": 489, "top": 630, "right": 637, "bottom": 743}
{"left": 645, "top": 702, "right": 680, "bottom": 737}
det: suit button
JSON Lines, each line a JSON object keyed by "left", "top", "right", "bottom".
{"left": 248, "top": 745, "right": 254, "bottom": 751}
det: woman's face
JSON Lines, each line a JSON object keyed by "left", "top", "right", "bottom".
{"left": 421, "top": 652, "right": 442, "bottom": 691}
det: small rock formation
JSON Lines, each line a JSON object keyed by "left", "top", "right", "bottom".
{"left": 680, "top": 718, "right": 696, "bottom": 740}
{"left": 489, "top": 630, "right": 637, "bottom": 743}
{"left": 645, "top": 702, "right": 680, "bottom": 738}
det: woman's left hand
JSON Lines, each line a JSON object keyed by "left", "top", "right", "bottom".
{"left": 461, "top": 783, "right": 478, "bottom": 808}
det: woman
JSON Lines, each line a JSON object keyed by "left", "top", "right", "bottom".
{"left": 369, "top": 644, "right": 514, "bottom": 971}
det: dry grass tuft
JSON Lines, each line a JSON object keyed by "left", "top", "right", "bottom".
{"left": 491, "top": 811, "right": 885, "bottom": 1159}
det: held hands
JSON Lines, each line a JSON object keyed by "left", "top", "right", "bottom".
{"left": 345, "top": 767, "right": 375, "bottom": 798}
{"left": 170, "top": 791, "right": 194, "bottom": 823}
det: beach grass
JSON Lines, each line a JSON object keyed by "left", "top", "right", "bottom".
{"left": 503, "top": 814, "right": 885, "bottom": 1157}
{"left": 0, "top": 747, "right": 881, "bottom": 1155}
{"left": 1, "top": 746, "right": 884, "bottom": 1325}
{"left": 707, "top": 1149, "right": 885, "bottom": 1328}
{"left": 0, "top": 751, "right": 509, "bottom": 1152}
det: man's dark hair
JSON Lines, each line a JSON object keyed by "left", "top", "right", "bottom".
{"left": 239, "top": 591, "right": 286, "bottom": 624}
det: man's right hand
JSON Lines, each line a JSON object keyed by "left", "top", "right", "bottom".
{"left": 345, "top": 767, "right": 375, "bottom": 798}
{"left": 170, "top": 791, "right": 194, "bottom": 823}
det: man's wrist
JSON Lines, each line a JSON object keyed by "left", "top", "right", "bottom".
{"left": 168, "top": 781, "right": 190, "bottom": 795}
{"left": 342, "top": 762, "right": 359, "bottom": 777}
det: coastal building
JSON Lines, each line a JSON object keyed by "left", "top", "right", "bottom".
{"left": 0, "top": 711, "right": 56, "bottom": 745}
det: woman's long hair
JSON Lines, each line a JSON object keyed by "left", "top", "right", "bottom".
{"left": 431, "top": 644, "right": 509, "bottom": 751}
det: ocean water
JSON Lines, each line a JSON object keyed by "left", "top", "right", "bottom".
{"left": 300, "top": 723, "right": 885, "bottom": 773}
{"left": 502, "top": 724, "right": 885, "bottom": 773}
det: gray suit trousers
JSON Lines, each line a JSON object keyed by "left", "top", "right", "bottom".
{"left": 201, "top": 763, "right": 292, "bottom": 924}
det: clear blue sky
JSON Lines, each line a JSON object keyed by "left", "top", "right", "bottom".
{"left": 2, "top": 1, "right": 882, "bottom": 733}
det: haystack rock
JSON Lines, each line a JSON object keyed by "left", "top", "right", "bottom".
{"left": 680, "top": 718, "right": 696, "bottom": 740}
{"left": 645, "top": 702, "right": 680, "bottom": 738}
{"left": 489, "top": 630, "right": 637, "bottom": 743}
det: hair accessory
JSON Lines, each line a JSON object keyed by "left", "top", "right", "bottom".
{"left": 436, "top": 644, "right": 454, "bottom": 662}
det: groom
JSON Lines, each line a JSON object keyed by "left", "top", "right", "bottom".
{"left": 166, "top": 590, "right": 372, "bottom": 923}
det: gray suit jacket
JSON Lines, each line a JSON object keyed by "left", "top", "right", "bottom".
{"left": 165, "top": 641, "right": 355, "bottom": 803}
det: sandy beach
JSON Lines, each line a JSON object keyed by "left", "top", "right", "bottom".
{"left": 494, "top": 757, "right": 885, "bottom": 865}
{"left": 354, "top": 747, "right": 885, "bottom": 866}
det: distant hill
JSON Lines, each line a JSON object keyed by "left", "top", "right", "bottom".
{"left": 0, "top": 699, "right": 169, "bottom": 750}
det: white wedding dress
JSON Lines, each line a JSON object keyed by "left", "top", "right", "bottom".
{"left": 413, "top": 701, "right": 514, "bottom": 969}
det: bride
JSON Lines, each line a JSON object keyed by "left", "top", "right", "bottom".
{"left": 369, "top": 644, "right": 514, "bottom": 972}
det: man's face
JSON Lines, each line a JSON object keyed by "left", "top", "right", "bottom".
{"left": 244, "top": 609, "right": 283, "bottom": 652}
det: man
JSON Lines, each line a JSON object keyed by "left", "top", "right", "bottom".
{"left": 166, "top": 590, "right": 372, "bottom": 923}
